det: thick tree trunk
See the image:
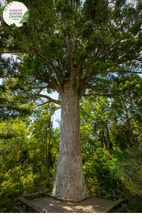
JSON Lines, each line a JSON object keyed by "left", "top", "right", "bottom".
{"left": 51, "top": 83, "right": 88, "bottom": 201}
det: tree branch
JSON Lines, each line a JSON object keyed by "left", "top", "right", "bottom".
{"left": 28, "top": 76, "right": 49, "bottom": 83}
{"left": 79, "top": 83, "right": 90, "bottom": 99}
{"left": 78, "top": 71, "right": 98, "bottom": 97}
{"left": 86, "top": 85, "right": 103, "bottom": 91}
{"left": 30, "top": 88, "right": 42, "bottom": 101}
{"left": 79, "top": 68, "right": 141, "bottom": 89}
{"left": 28, "top": 76, "right": 59, "bottom": 91}
{"left": 81, "top": 71, "right": 96, "bottom": 81}
{"left": 47, "top": 61, "right": 63, "bottom": 92}
{"left": 34, "top": 50, "right": 63, "bottom": 93}
{"left": 0, "top": 51, "right": 29, "bottom": 54}
{"left": 96, "top": 15, "right": 106, "bottom": 51}
{"left": 37, "top": 101, "right": 61, "bottom": 108}
{"left": 83, "top": 39, "right": 116, "bottom": 70}
{"left": 104, "top": 70, "right": 142, "bottom": 74}
{"left": 83, "top": 93, "right": 116, "bottom": 98}
{"left": 31, "top": 85, "right": 47, "bottom": 90}
{"left": 38, "top": 94, "right": 61, "bottom": 105}
{"left": 51, "top": 106, "right": 61, "bottom": 115}
{"left": 28, "top": 77, "right": 36, "bottom": 83}
{"left": 79, "top": 82, "right": 110, "bottom": 99}
{"left": 49, "top": 76, "right": 60, "bottom": 93}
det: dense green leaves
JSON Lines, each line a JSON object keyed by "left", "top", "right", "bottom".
{"left": 0, "top": 0, "right": 142, "bottom": 213}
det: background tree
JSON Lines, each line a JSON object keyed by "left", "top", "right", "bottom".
{"left": 0, "top": 0, "right": 142, "bottom": 201}
{"left": 0, "top": 53, "right": 35, "bottom": 121}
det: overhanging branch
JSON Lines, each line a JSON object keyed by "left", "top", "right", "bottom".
{"left": 49, "top": 76, "right": 60, "bottom": 93}
{"left": 81, "top": 71, "right": 96, "bottom": 82}
{"left": 28, "top": 76, "right": 60, "bottom": 92}
{"left": 83, "top": 93, "right": 117, "bottom": 98}
{"left": 105, "top": 70, "right": 142, "bottom": 74}
{"left": 38, "top": 94, "right": 61, "bottom": 105}
{"left": 30, "top": 88, "right": 42, "bottom": 101}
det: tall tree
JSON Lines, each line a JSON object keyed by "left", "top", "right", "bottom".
{"left": 0, "top": 0, "right": 142, "bottom": 201}
{"left": 0, "top": 53, "right": 35, "bottom": 121}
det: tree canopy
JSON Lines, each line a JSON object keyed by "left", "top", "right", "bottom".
{"left": 0, "top": 0, "right": 142, "bottom": 106}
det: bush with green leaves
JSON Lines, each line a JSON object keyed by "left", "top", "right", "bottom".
{"left": 83, "top": 146, "right": 142, "bottom": 212}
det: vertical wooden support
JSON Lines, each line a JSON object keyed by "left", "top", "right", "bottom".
{"left": 94, "top": 186, "right": 102, "bottom": 198}
{"left": 99, "top": 187, "right": 102, "bottom": 198}
{"left": 25, "top": 205, "right": 28, "bottom": 212}
{"left": 113, "top": 189, "right": 116, "bottom": 201}
{"left": 94, "top": 186, "right": 122, "bottom": 201}
{"left": 39, "top": 184, "right": 41, "bottom": 198}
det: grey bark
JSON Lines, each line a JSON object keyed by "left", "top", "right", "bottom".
{"left": 52, "top": 82, "right": 88, "bottom": 201}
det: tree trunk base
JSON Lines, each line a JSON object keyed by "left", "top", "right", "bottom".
{"left": 47, "top": 194, "right": 93, "bottom": 203}
{"left": 52, "top": 154, "right": 88, "bottom": 201}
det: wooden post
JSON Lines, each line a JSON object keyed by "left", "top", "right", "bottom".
{"left": 110, "top": 189, "right": 121, "bottom": 201}
{"left": 113, "top": 189, "right": 116, "bottom": 201}
{"left": 39, "top": 181, "right": 41, "bottom": 198}
{"left": 99, "top": 187, "right": 102, "bottom": 198}
{"left": 94, "top": 186, "right": 102, "bottom": 198}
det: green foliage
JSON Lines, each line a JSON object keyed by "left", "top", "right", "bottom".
{"left": 0, "top": 90, "right": 142, "bottom": 212}
{"left": 0, "top": 103, "right": 60, "bottom": 212}
{"left": 91, "top": 61, "right": 107, "bottom": 72}
{"left": 80, "top": 92, "right": 142, "bottom": 212}
{"left": 0, "top": 57, "right": 35, "bottom": 121}
{"left": 0, "top": 0, "right": 142, "bottom": 213}
{"left": 0, "top": 207, "right": 7, "bottom": 213}
{"left": 81, "top": 22, "right": 93, "bottom": 39}
{"left": 83, "top": 0, "right": 110, "bottom": 24}
{"left": 83, "top": 147, "right": 142, "bottom": 212}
